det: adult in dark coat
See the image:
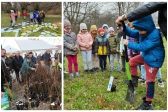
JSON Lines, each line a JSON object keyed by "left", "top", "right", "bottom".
{"left": 116, "top": 2, "right": 167, "bottom": 38}
{"left": 42, "top": 50, "right": 51, "bottom": 66}
{"left": 13, "top": 52, "right": 23, "bottom": 83}
{"left": 1, "top": 49, "right": 11, "bottom": 92}
{"left": 28, "top": 52, "right": 37, "bottom": 68}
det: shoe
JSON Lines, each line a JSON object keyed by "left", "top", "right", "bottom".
{"left": 84, "top": 70, "right": 89, "bottom": 73}
{"left": 158, "top": 79, "right": 164, "bottom": 88}
{"left": 104, "top": 68, "right": 107, "bottom": 71}
{"left": 75, "top": 72, "right": 80, "bottom": 77}
{"left": 136, "top": 100, "right": 153, "bottom": 110}
{"left": 139, "top": 78, "right": 146, "bottom": 84}
{"left": 69, "top": 73, "right": 74, "bottom": 79}
{"left": 89, "top": 69, "right": 94, "bottom": 73}
{"left": 94, "top": 67, "right": 99, "bottom": 71}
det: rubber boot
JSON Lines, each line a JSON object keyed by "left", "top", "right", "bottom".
{"left": 136, "top": 97, "right": 153, "bottom": 110}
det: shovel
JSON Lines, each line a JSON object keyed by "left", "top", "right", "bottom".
{"left": 122, "top": 22, "right": 135, "bottom": 104}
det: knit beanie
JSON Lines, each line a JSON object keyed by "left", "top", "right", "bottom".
{"left": 80, "top": 23, "right": 87, "bottom": 30}
{"left": 90, "top": 25, "right": 97, "bottom": 32}
{"left": 98, "top": 28, "right": 105, "bottom": 35}
{"left": 108, "top": 27, "right": 115, "bottom": 33}
{"left": 64, "top": 19, "right": 71, "bottom": 27}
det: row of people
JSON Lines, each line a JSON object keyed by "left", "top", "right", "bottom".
{"left": 10, "top": 9, "right": 45, "bottom": 27}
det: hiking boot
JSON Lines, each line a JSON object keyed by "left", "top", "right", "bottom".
{"left": 89, "top": 69, "right": 94, "bottom": 73}
{"left": 158, "top": 79, "right": 164, "bottom": 88}
{"left": 132, "top": 76, "right": 139, "bottom": 87}
{"left": 94, "top": 67, "right": 99, "bottom": 71}
{"left": 136, "top": 98, "right": 153, "bottom": 110}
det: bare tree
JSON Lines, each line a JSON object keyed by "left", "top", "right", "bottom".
{"left": 64, "top": 2, "right": 100, "bottom": 32}
{"left": 64, "top": 2, "right": 141, "bottom": 33}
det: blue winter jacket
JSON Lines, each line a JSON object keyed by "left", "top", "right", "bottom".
{"left": 124, "top": 15, "right": 165, "bottom": 68}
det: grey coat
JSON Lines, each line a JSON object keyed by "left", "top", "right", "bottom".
{"left": 64, "top": 32, "right": 78, "bottom": 55}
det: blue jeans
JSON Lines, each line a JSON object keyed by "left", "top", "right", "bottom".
{"left": 110, "top": 53, "right": 121, "bottom": 70}
{"left": 140, "top": 65, "right": 162, "bottom": 80}
{"left": 81, "top": 50, "right": 92, "bottom": 70}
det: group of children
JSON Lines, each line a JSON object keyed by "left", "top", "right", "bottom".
{"left": 64, "top": 15, "right": 165, "bottom": 109}
{"left": 64, "top": 18, "right": 165, "bottom": 85}
{"left": 10, "top": 9, "right": 45, "bottom": 27}
{"left": 64, "top": 19, "right": 123, "bottom": 78}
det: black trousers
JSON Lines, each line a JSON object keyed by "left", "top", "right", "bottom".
{"left": 121, "top": 56, "right": 126, "bottom": 72}
{"left": 98, "top": 55, "right": 107, "bottom": 71}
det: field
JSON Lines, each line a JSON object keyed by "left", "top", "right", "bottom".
{"left": 64, "top": 38, "right": 167, "bottom": 110}
{"left": 1, "top": 13, "right": 61, "bottom": 37}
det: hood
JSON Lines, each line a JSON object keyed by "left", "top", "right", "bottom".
{"left": 90, "top": 25, "right": 97, "bottom": 32}
{"left": 102, "top": 24, "right": 109, "bottom": 29}
{"left": 133, "top": 15, "right": 155, "bottom": 33}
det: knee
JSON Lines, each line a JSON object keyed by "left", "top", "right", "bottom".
{"left": 68, "top": 62, "right": 72, "bottom": 66}
{"left": 74, "top": 62, "right": 78, "bottom": 66}
{"left": 129, "top": 58, "right": 135, "bottom": 67}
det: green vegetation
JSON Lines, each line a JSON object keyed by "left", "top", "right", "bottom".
{"left": 64, "top": 38, "right": 167, "bottom": 110}
{"left": 1, "top": 32, "right": 16, "bottom": 37}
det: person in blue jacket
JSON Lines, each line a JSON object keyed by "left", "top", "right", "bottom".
{"left": 122, "top": 15, "right": 165, "bottom": 110}
{"left": 33, "top": 9, "right": 41, "bottom": 24}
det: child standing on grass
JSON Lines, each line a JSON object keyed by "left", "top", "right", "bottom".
{"left": 90, "top": 25, "right": 99, "bottom": 71}
{"left": 102, "top": 24, "right": 110, "bottom": 38}
{"left": 22, "top": 10, "right": 28, "bottom": 20}
{"left": 108, "top": 27, "right": 121, "bottom": 71}
{"left": 10, "top": 10, "right": 17, "bottom": 27}
{"left": 64, "top": 19, "right": 79, "bottom": 79}
{"left": 122, "top": 15, "right": 165, "bottom": 110}
{"left": 95, "top": 28, "right": 110, "bottom": 72}
{"left": 77, "top": 23, "right": 93, "bottom": 73}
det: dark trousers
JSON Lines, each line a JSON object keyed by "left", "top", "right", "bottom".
{"left": 98, "top": 55, "right": 107, "bottom": 71}
{"left": 121, "top": 55, "right": 126, "bottom": 72}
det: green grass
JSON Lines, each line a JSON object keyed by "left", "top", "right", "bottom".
{"left": 64, "top": 38, "right": 167, "bottom": 110}
{"left": 1, "top": 13, "right": 61, "bottom": 28}
{"left": 1, "top": 32, "right": 16, "bottom": 37}
{"left": 28, "top": 27, "right": 61, "bottom": 37}
{"left": 1, "top": 13, "right": 62, "bottom": 37}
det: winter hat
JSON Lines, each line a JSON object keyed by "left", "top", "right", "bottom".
{"left": 11, "top": 10, "right": 14, "bottom": 13}
{"left": 108, "top": 27, "right": 115, "bottom": 33}
{"left": 102, "top": 24, "right": 109, "bottom": 29}
{"left": 98, "top": 28, "right": 105, "bottom": 35}
{"left": 64, "top": 19, "right": 71, "bottom": 27}
{"left": 90, "top": 25, "right": 97, "bottom": 32}
{"left": 80, "top": 23, "right": 87, "bottom": 30}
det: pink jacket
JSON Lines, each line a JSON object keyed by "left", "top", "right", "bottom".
{"left": 10, "top": 13, "right": 16, "bottom": 20}
{"left": 77, "top": 32, "right": 93, "bottom": 51}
